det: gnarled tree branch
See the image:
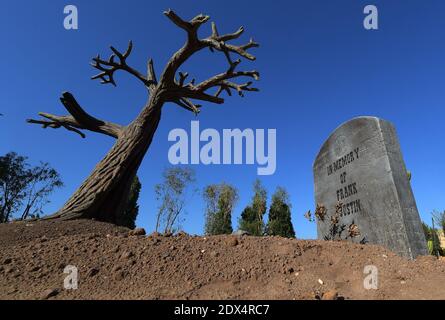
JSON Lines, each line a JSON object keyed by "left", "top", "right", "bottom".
{"left": 27, "top": 92, "right": 123, "bottom": 139}
{"left": 91, "top": 41, "right": 157, "bottom": 90}
{"left": 160, "top": 9, "right": 260, "bottom": 113}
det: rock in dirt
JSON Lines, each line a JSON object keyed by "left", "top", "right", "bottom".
{"left": 226, "top": 237, "right": 239, "bottom": 247}
{"left": 40, "top": 288, "right": 59, "bottom": 300}
{"left": 176, "top": 231, "right": 189, "bottom": 237}
{"left": 87, "top": 267, "right": 100, "bottom": 277}
{"left": 149, "top": 232, "right": 161, "bottom": 237}
{"left": 29, "top": 265, "right": 41, "bottom": 272}
{"left": 114, "top": 270, "right": 126, "bottom": 281}
{"left": 303, "top": 291, "right": 320, "bottom": 300}
{"left": 5, "top": 267, "right": 14, "bottom": 274}
{"left": 282, "top": 266, "right": 294, "bottom": 274}
{"left": 322, "top": 289, "right": 339, "bottom": 300}
{"left": 129, "top": 228, "right": 146, "bottom": 236}
{"left": 121, "top": 251, "right": 134, "bottom": 259}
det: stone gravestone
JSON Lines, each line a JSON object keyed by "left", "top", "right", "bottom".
{"left": 313, "top": 116, "right": 427, "bottom": 259}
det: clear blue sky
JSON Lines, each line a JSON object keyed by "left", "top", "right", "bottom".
{"left": 1, "top": 0, "right": 444, "bottom": 238}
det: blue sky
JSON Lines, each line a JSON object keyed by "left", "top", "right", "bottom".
{"left": 1, "top": 0, "right": 444, "bottom": 238}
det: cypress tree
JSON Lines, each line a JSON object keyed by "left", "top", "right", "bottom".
{"left": 204, "top": 183, "right": 238, "bottom": 235}
{"left": 267, "top": 187, "right": 295, "bottom": 238}
{"left": 117, "top": 175, "right": 141, "bottom": 229}
{"left": 238, "top": 180, "right": 267, "bottom": 236}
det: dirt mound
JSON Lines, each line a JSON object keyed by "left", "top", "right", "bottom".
{"left": 0, "top": 219, "right": 129, "bottom": 247}
{"left": 1, "top": 220, "right": 444, "bottom": 300}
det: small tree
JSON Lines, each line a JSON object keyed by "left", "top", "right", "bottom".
{"left": 0, "top": 153, "right": 29, "bottom": 222}
{"left": 238, "top": 206, "right": 256, "bottom": 235}
{"left": 432, "top": 210, "right": 445, "bottom": 233}
{"left": 155, "top": 167, "right": 195, "bottom": 234}
{"left": 20, "top": 162, "right": 63, "bottom": 220}
{"left": 116, "top": 176, "right": 141, "bottom": 229}
{"left": 0, "top": 152, "right": 63, "bottom": 223}
{"left": 267, "top": 187, "right": 295, "bottom": 238}
{"left": 204, "top": 183, "right": 238, "bottom": 235}
{"left": 238, "top": 179, "right": 267, "bottom": 236}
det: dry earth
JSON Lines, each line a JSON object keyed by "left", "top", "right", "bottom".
{"left": 1, "top": 219, "right": 444, "bottom": 300}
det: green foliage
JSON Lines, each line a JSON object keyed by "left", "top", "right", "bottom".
{"left": 204, "top": 183, "right": 238, "bottom": 235}
{"left": 0, "top": 152, "right": 63, "bottom": 223}
{"left": 267, "top": 187, "right": 295, "bottom": 238}
{"left": 155, "top": 167, "right": 196, "bottom": 234}
{"left": 238, "top": 179, "right": 267, "bottom": 236}
{"left": 432, "top": 210, "right": 445, "bottom": 233}
{"left": 116, "top": 175, "right": 141, "bottom": 229}
{"left": 238, "top": 206, "right": 257, "bottom": 235}
{"left": 427, "top": 240, "right": 434, "bottom": 255}
{"left": 0, "top": 153, "right": 28, "bottom": 222}
{"left": 423, "top": 222, "right": 433, "bottom": 241}
{"left": 423, "top": 220, "right": 444, "bottom": 256}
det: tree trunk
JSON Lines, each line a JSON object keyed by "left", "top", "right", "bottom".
{"left": 1, "top": 199, "right": 11, "bottom": 223}
{"left": 21, "top": 204, "right": 31, "bottom": 221}
{"left": 49, "top": 97, "right": 163, "bottom": 223}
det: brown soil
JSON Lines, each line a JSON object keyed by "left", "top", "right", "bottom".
{"left": 1, "top": 219, "right": 444, "bottom": 300}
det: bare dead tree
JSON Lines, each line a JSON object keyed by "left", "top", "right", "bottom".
{"left": 27, "top": 10, "right": 260, "bottom": 223}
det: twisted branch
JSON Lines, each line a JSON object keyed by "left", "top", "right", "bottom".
{"left": 27, "top": 115, "right": 87, "bottom": 138}
{"left": 27, "top": 92, "right": 123, "bottom": 139}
